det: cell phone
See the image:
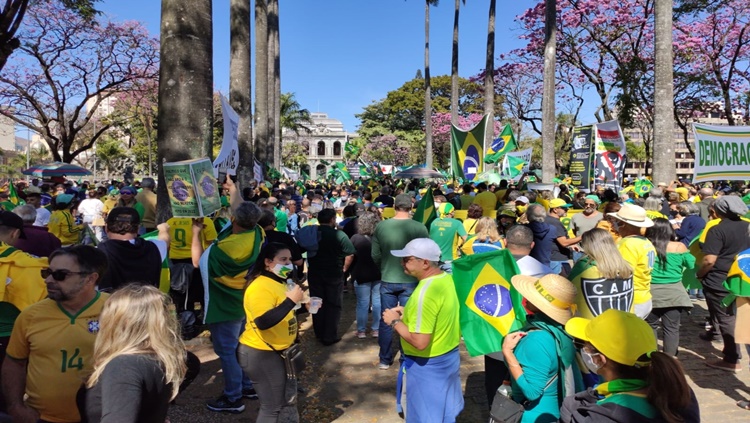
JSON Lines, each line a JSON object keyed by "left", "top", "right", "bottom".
{"left": 218, "top": 171, "right": 227, "bottom": 185}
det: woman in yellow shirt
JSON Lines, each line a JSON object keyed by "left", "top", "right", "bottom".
{"left": 238, "top": 242, "right": 304, "bottom": 421}
{"left": 462, "top": 204, "right": 484, "bottom": 236}
{"left": 48, "top": 194, "right": 82, "bottom": 246}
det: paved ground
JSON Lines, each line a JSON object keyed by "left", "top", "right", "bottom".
{"left": 168, "top": 292, "right": 750, "bottom": 423}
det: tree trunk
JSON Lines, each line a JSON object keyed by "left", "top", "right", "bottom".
{"left": 156, "top": 0, "right": 213, "bottom": 222}
{"left": 424, "top": 1, "right": 433, "bottom": 169}
{"left": 541, "top": 0, "right": 556, "bottom": 183}
{"left": 230, "top": 0, "right": 254, "bottom": 191}
{"left": 484, "top": 0, "right": 496, "bottom": 164}
{"left": 254, "top": 0, "right": 269, "bottom": 171}
{"left": 451, "top": 0, "right": 460, "bottom": 126}
{"left": 653, "top": 0, "right": 675, "bottom": 184}
{"left": 268, "top": 0, "right": 281, "bottom": 170}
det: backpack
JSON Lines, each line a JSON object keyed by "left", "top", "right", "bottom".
{"left": 295, "top": 225, "right": 321, "bottom": 258}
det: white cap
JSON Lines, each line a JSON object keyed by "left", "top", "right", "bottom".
{"left": 516, "top": 196, "right": 530, "bottom": 204}
{"left": 390, "top": 238, "right": 441, "bottom": 262}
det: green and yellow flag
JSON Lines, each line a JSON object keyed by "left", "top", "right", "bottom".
{"left": 345, "top": 143, "right": 360, "bottom": 156}
{"left": 451, "top": 114, "right": 488, "bottom": 181}
{"left": 634, "top": 178, "right": 653, "bottom": 197}
{"left": 452, "top": 249, "right": 526, "bottom": 357}
{"left": 504, "top": 155, "right": 526, "bottom": 180}
{"left": 359, "top": 164, "right": 372, "bottom": 179}
{"left": 412, "top": 188, "right": 436, "bottom": 230}
{"left": 484, "top": 124, "right": 516, "bottom": 164}
{"left": 7, "top": 183, "right": 22, "bottom": 206}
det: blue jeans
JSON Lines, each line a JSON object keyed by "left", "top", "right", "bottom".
{"left": 378, "top": 282, "right": 417, "bottom": 365}
{"left": 549, "top": 260, "right": 571, "bottom": 277}
{"left": 210, "top": 319, "right": 253, "bottom": 401}
{"left": 354, "top": 280, "right": 382, "bottom": 332}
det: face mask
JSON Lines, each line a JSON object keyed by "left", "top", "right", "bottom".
{"left": 516, "top": 205, "right": 527, "bottom": 214}
{"left": 581, "top": 349, "right": 602, "bottom": 373}
{"left": 271, "top": 263, "right": 293, "bottom": 279}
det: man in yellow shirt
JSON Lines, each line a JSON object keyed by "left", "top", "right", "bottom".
{"left": 168, "top": 216, "right": 217, "bottom": 319}
{"left": 472, "top": 182, "right": 497, "bottom": 216}
{"left": 2, "top": 245, "right": 108, "bottom": 423}
{"left": 48, "top": 194, "right": 82, "bottom": 246}
{"left": 609, "top": 204, "right": 656, "bottom": 319}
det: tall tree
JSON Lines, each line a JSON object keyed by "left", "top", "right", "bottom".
{"left": 652, "top": 0, "right": 675, "bottom": 184}
{"left": 424, "top": 1, "right": 439, "bottom": 168}
{"left": 450, "top": 0, "right": 465, "bottom": 125}
{"left": 230, "top": 0, "right": 254, "bottom": 190}
{"left": 254, "top": 0, "right": 269, "bottom": 167}
{"left": 541, "top": 0, "right": 556, "bottom": 182}
{"left": 157, "top": 0, "right": 213, "bottom": 221}
{"left": 483, "top": 0, "right": 496, "bottom": 162}
{"left": 268, "top": 0, "right": 281, "bottom": 170}
{"left": 0, "top": 0, "right": 100, "bottom": 73}
{"left": 0, "top": 2, "right": 158, "bottom": 163}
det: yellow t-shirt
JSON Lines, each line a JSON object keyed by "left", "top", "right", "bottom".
{"left": 401, "top": 272, "right": 461, "bottom": 358}
{"left": 167, "top": 217, "right": 218, "bottom": 260}
{"left": 494, "top": 189, "right": 508, "bottom": 204}
{"left": 240, "top": 275, "right": 297, "bottom": 351}
{"left": 617, "top": 236, "right": 656, "bottom": 305}
{"left": 6, "top": 293, "right": 108, "bottom": 422}
{"left": 0, "top": 244, "right": 48, "bottom": 322}
{"left": 48, "top": 209, "right": 82, "bottom": 245}
{"left": 463, "top": 218, "right": 479, "bottom": 235}
{"left": 675, "top": 187, "right": 689, "bottom": 201}
{"left": 473, "top": 191, "right": 497, "bottom": 215}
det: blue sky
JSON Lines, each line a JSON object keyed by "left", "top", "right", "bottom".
{"left": 101, "top": 0, "right": 538, "bottom": 132}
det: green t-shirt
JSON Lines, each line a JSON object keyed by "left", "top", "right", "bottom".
{"left": 429, "top": 217, "right": 467, "bottom": 261}
{"left": 372, "top": 218, "right": 429, "bottom": 284}
{"left": 274, "top": 208, "right": 288, "bottom": 233}
{"left": 401, "top": 272, "right": 461, "bottom": 358}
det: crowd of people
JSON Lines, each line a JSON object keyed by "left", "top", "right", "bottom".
{"left": 0, "top": 173, "right": 748, "bottom": 422}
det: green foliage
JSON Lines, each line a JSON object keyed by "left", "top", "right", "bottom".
{"left": 0, "top": 153, "right": 28, "bottom": 179}
{"left": 626, "top": 140, "right": 647, "bottom": 163}
{"left": 59, "top": 0, "right": 101, "bottom": 19}
{"left": 281, "top": 92, "right": 313, "bottom": 135}
{"left": 95, "top": 136, "right": 127, "bottom": 175}
{"left": 282, "top": 139, "right": 309, "bottom": 168}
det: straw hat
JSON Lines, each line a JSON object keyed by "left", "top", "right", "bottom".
{"left": 511, "top": 274, "right": 577, "bottom": 325}
{"left": 608, "top": 203, "right": 654, "bottom": 228}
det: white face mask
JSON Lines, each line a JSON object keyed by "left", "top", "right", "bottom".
{"left": 271, "top": 263, "right": 293, "bottom": 279}
{"left": 581, "top": 349, "right": 602, "bottom": 373}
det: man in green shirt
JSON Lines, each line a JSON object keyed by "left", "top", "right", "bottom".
{"left": 429, "top": 203, "right": 467, "bottom": 272}
{"left": 382, "top": 238, "right": 462, "bottom": 422}
{"left": 371, "top": 194, "right": 428, "bottom": 369}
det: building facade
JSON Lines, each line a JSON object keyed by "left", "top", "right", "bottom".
{"left": 282, "top": 112, "right": 356, "bottom": 180}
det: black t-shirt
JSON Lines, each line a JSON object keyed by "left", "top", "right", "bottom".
{"left": 308, "top": 225, "right": 356, "bottom": 277}
{"left": 374, "top": 195, "right": 394, "bottom": 207}
{"left": 702, "top": 218, "right": 750, "bottom": 290}
{"left": 544, "top": 215, "right": 572, "bottom": 261}
{"left": 350, "top": 234, "right": 381, "bottom": 283}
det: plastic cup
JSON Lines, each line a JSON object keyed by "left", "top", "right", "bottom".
{"left": 309, "top": 297, "right": 322, "bottom": 314}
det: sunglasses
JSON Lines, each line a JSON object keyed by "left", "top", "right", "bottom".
{"left": 584, "top": 203, "right": 597, "bottom": 207}
{"left": 401, "top": 256, "right": 418, "bottom": 265}
{"left": 41, "top": 268, "right": 90, "bottom": 281}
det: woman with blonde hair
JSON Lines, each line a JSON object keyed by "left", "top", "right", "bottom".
{"left": 568, "top": 228, "right": 634, "bottom": 319}
{"left": 461, "top": 217, "right": 504, "bottom": 256}
{"left": 84, "top": 284, "right": 187, "bottom": 422}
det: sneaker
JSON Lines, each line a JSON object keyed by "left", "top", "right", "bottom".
{"left": 356, "top": 331, "right": 366, "bottom": 339}
{"left": 242, "top": 388, "right": 258, "bottom": 399}
{"left": 706, "top": 360, "right": 742, "bottom": 373}
{"left": 689, "top": 294, "right": 698, "bottom": 302}
{"left": 699, "top": 332, "right": 716, "bottom": 342}
{"left": 206, "top": 395, "right": 245, "bottom": 413}
{"left": 372, "top": 330, "right": 379, "bottom": 338}
{"left": 378, "top": 362, "right": 391, "bottom": 370}
{"left": 697, "top": 294, "right": 706, "bottom": 301}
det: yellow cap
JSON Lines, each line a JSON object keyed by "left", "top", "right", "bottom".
{"left": 438, "top": 202, "right": 454, "bottom": 217}
{"left": 565, "top": 309, "right": 656, "bottom": 367}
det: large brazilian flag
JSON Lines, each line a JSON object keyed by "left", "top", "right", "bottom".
{"left": 451, "top": 114, "right": 488, "bottom": 181}
{"left": 452, "top": 249, "right": 526, "bottom": 357}
{"left": 412, "top": 187, "right": 436, "bottom": 230}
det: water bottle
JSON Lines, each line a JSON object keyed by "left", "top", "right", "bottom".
{"left": 287, "top": 280, "right": 301, "bottom": 310}
{"left": 497, "top": 381, "right": 512, "bottom": 397}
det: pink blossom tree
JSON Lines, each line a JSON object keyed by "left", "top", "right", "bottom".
{"left": 431, "top": 112, "right": 502, "bottom": 170}
{"left": 0, "top": 2, "right": 158, "bottom": 163}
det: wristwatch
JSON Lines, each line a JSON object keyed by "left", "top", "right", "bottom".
{"left": 390, "top": 319, "right": 401, "bottom": 329}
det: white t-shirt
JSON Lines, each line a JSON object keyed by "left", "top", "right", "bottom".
{"left": 77, "top": 199, "right": 104, "bottom": 223}
{"left": 33, "top": 207, "right": 51, "bottom": 227}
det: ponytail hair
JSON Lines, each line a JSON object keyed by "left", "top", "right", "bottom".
{"left": 609, "top": 351, "right": 691, "bottom": 423}
{"left": 647, "top": 351, "right": 691, "bottom": 423}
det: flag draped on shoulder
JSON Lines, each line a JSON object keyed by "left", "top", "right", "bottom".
{"left": 485, "top": 123, "right": 516, "bottom": 164}
{"left": 452, "top": 249, "right": 526, "bottom": 357}
{"left": 412, "top": 188, "right": 436, "bottom": 230}
{"left": 451, "top": 114, "right": 488, "bottom": 181}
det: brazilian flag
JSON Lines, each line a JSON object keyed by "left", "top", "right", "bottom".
{"left": 140, "top": 230, "right": 170, "bottom": 294}
{"left": 452, "top": 249, "right": 526, "bottom": 357}
{"left": 503, "top": 155, "right": 526, "bottom": 180}
{"left": 634, "top": 178, "right": 653, "bottom": 197}
{"left": 726, "top": 248, "right": 750, "bottom": 297}
{"left": 485, "top": 124, "right": 517, "bottom": 164}
{"left": 412, "top": 188, "right": 436, "bottom": 230}
{"left": 451, "top": 114, "right": 488, "bottom": 181}
{"left": 359, "top": 164, "right": 372, "bottom": 179}
{"left": 345, "top": 143, "right": 360, "bottom": 156}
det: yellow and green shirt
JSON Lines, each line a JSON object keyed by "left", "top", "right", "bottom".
{"left": 48, "top": 209, "right": 82, "bottom": 245}
{"left": 6, "top": 293, "right": 108, "bottom": 423}
{"left": 401, "top": 272, "right": 460, "bottom": 358}
{"left": 167, "top": 217, "right": 218, "bottom": 260}
{"left": 617, "top": 236, "right": 656, "bottom": 305}
{"left": 0, "top": 243, "right": 48, "bottom": 337}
